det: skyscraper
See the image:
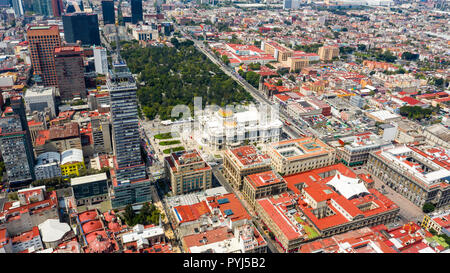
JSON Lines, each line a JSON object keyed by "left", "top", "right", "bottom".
{"left": 108, "top": 60, "right": 146, "bottom": 183}
{"left": 131, "top": 0, "right": 143, "bottom": 24}
{"left": 101, "top": 0, "right": 115, "bottom": 25}
{"left": 54, "top": 46, "right": 86, "bottom": 100}
{"left": 0, "top": 97, "right": 36, "bottom": 185}
{"left": 51, "top": 0, "right": 63, "bottom": 17}
{"left": 62, "top": 13, "right": 101, "bottom": 46}
{"left": 12, "top": 0, "right": 24, "bottom": 18}
{"left": 107, "top": 45, "right": 151, "bottom": 208}
{"left": 32, "top": 0, "right": 52, "bottom": 17}
{"left": 27, "top": 25, "right": 61, "bottom": 86}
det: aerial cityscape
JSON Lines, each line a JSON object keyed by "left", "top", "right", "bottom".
{"left": 0, "top": 0, "right": 449, "bottom": 257}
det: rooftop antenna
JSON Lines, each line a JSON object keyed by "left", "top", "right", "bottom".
{"left": 115, "top": 9, "right": 122, "bottom": 63}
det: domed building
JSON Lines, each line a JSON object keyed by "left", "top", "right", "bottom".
{"left": 196, "top": 105, "right": 282, "bottom": 150}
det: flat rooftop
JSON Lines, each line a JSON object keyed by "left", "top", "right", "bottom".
{"left": 270, "top": 137, "right": 333, "bottom": 161}
{"left": 71, "top": 173, "right": 107, "bottom": 186}
{"left": 228, "top": 145, "right": 271, "bottom": 167}
{"left": 246, "top": 170, "right": 285, "bottom": 189}
{"left": 376, "top": 145, "right": 450, "bottom": 188}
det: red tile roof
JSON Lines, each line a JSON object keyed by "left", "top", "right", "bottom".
{"left": 257, "top": 195, "right": 302, "bottom": 241}
{"left": 173, "top": 201, "right": 211, "bottom": 223}
{"left": 206, "top": 193, "right": 251, "bottom": 223}
{"left": 183, "top": 226, "right": 233, "bottom": 250}
{"left": 11, "top": 226, "right": 40, "bottom": 244}
{"left": 246, "top": 170, "right": 285, "bottom": 189}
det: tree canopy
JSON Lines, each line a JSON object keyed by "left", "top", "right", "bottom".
{"left": 121, "top": 203, "right": 164, "bottom": 227}
{"left": 399, "top": 105, "right": 439, "bottom": 120}
{"left": 422, "top": 202, "right": 435, "bottom": 213}
{"left": 120, "top": 40, "right": 254, "bottom": 120}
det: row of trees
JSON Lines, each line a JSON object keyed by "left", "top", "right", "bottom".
{"left": 121, "top": 39, "right": 254, "bottom": 120}
{"left": 238, "top": 69, "right": 260, "bottom": 88}
{"left": 293, "top": 43, "right": 323, "bottom": 53}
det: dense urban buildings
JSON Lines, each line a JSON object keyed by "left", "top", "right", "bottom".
{"left": 0, "top": 1, "right": 449, "bottom": 257}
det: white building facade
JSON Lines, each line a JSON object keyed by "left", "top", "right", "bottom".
{"left": 93, "top": 46, "right": 108, "bottom": 75}
{"left": 196, "top": 106, "right": 282, "bottom": 151}
{"left": 24, "top": 86, "right": 56, "bottom": 117}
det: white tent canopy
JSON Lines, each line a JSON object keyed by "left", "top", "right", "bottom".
{"left": 38, "top": 219, "right": 71, "bottom": 243}
{"left": 326, "top": 171, "right": 370, "bottom": 200}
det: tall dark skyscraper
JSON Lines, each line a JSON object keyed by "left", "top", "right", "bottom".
{"left": 130, "top": 0, "right": 143, "bottom": 24}
{"left": 101, "top": 0, "right": 115, "bottom": 25}
{"left": 62, "top": 13, "right": 101, "bottom": 46}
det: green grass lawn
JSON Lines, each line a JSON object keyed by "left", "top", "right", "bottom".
{"left": 154, "top": 132, "right": 174, "bottom": 140}
{"left": 295, "top": 216, "right": 320, "bottom": 239}
{"left": 159, "top": 140, "right": 181, "bottom": 146}
{"left": 163, "top": 146, "right": 185, "bottom": 154}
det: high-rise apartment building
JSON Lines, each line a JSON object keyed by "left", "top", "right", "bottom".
{"left": 0, "top": 98, "right": 36, "bottom": 185}
{"left": 62, "top": 13, "right": 101, "bottom": 46}
{"left": 131, "top": 0, "right": 143, "bottom": 24}
{"left": 27, "top": 25, "right": 61, "bottom": 86}
{"left": 102, "top": 0, "right": 115, "bottom": 25}
{"left": 54, "top": 46, "right": 86, "bottom": 100}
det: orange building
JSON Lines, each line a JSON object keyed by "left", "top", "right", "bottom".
{"left": 27, "top": 25, "right": 61, "bottom": 86}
